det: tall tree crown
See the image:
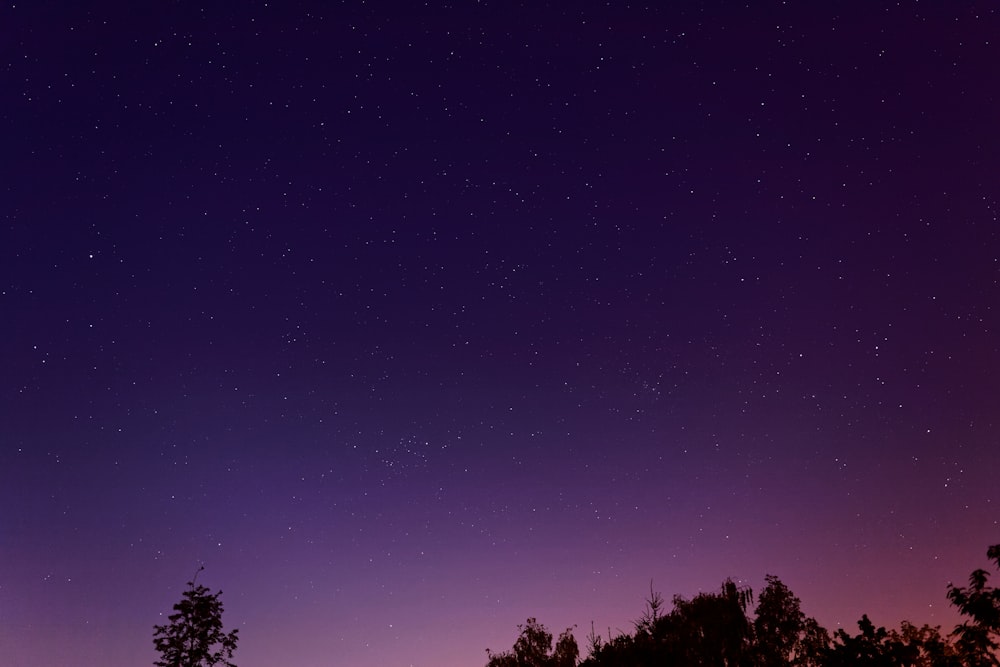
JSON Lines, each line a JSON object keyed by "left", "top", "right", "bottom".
{"left": 153, "top": 572, "right": 239, "bottom": 667}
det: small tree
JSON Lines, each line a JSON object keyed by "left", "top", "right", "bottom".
{"left": 153, "top": 569, "right": 239, "bottom": 667}
{"left": 486, "top": 617, "right": 579, "bottom": 667}
{"left": 634, "top": 580, "right": 665, "bottom": 638}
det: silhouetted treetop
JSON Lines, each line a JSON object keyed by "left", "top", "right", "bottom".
{"left": 153, "top": 569, "right": 239, "bottom": 667}
{"left": 486, "top": 617, "right": 578, "bottom": 667}
{"left": 947, "top": 544, "right": 1000, "bottom": 667}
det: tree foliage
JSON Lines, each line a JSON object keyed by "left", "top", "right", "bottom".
{"left": 577, "top": 578, "right": 755, "bottom": 667}
{"left": 947, "top": 543, "right": 1000, "bottom": 667}
{"left": 889, "top": 622, "right": 962, "bottom": 667}
{"left": 153, "top": 571, "right": 239, "bottom": 667}
{"left": 825, "top": 614, "right": 898, "bottom": 667}
{"left": 520, "top": 546, "right": 998, "bottom": 667}
{"left": 486, "top": 617, "right": 578, "bottom": 667}
{"left": 754, "top": 574, "right": 828, "bottom": 667}
{"left": 666, "top": 578, "right": 755, "bottom": 667}
{"left": 824, "top": 616, "right": 965, "bottom": 667}
{"left": 488, "top": 545, "right": 998, "bottom": 667}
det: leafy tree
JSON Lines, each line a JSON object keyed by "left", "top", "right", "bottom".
{"left": 886, "top": 622, "right": 962, "bottom": 667}
{"left": 153, "top": 570, "right": 239, "bottom": 667}
{"left": 824, "top": 614, "right": 898, "bottom": 667}
{"left": 580, "top": 625, "right": 641, "bottom": 667}
{"left": 580, "top": 579, "right": 756, "bottom": 667}
{"left": 486, "top": 617, "right": 578, "bottom": 667}
{"left": 753, "top": 575, "right": 829, "bottom": 667}
{"left": 824, "top": 616, "right": 966, "bottom": 667}
{"left": 552, "top": 627, "right": 581, "bottom": 667}
{"left": 798, "top": 617, "right": 832, "bottom": 667}
{"left": 947, "top": 544, "right": 1000, "bottom": 667}
{"left": 664, "top": 578, "right": 754, "bottom": 667}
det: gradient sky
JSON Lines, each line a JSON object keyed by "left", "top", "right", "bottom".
{"left": 2, "top": 2, "right": 998, "bottom": 666}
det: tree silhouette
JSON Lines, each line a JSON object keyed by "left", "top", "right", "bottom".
{"left": 153, "top": 569, "right": 239, "bottom": 667}
{"left": 580, "top": 579, "right": 755, "bottom": 666}
{"left": 486, "top": 618, "right": 578, "bottom": 667}
{"left": 634, "top": 580, "right": 665, "bottom": 638}
{"left": 947, "top": 544, "right": 1000, "bottom": 667}
{"left": 824, "top": 614, "right": 902, "bottom": 667}
{"left": 508, "top": 547, "right": 1000, "bottom": 667}
{"left": 753, "top": 574, "right": 828, "bottom": 667}
{"left": 551, "top": 627, "right": 581, "bottom": 667}
{"left": 824, "top": 615, "right": 967, "bottom": 667}
{"left": 887, "top": 622, "right": 962, "bottom": 667}
{"left": 666, "top": 578, "right": 754, "bottom": 667}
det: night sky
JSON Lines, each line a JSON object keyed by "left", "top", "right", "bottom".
{"left": 2, "top": 2, "right": 998, "bottom": 666}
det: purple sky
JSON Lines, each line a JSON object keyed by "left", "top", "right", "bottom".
{"left": 2, "top": 2, "right": 998, "bottom": 666}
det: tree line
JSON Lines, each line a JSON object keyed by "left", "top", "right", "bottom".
{"left": 484, "top": 544, "right": 1000, "bottom": 667}
{"left": 149, "top": 544, "right": 999, "bottom": 667}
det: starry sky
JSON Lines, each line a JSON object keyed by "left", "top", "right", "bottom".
{"left": 2, "top": 2, "right": 998, "bottom": 666}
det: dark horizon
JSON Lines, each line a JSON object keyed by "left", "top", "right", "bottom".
{"left": 2, "top": 2, "right": 998, "bottom": 666}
